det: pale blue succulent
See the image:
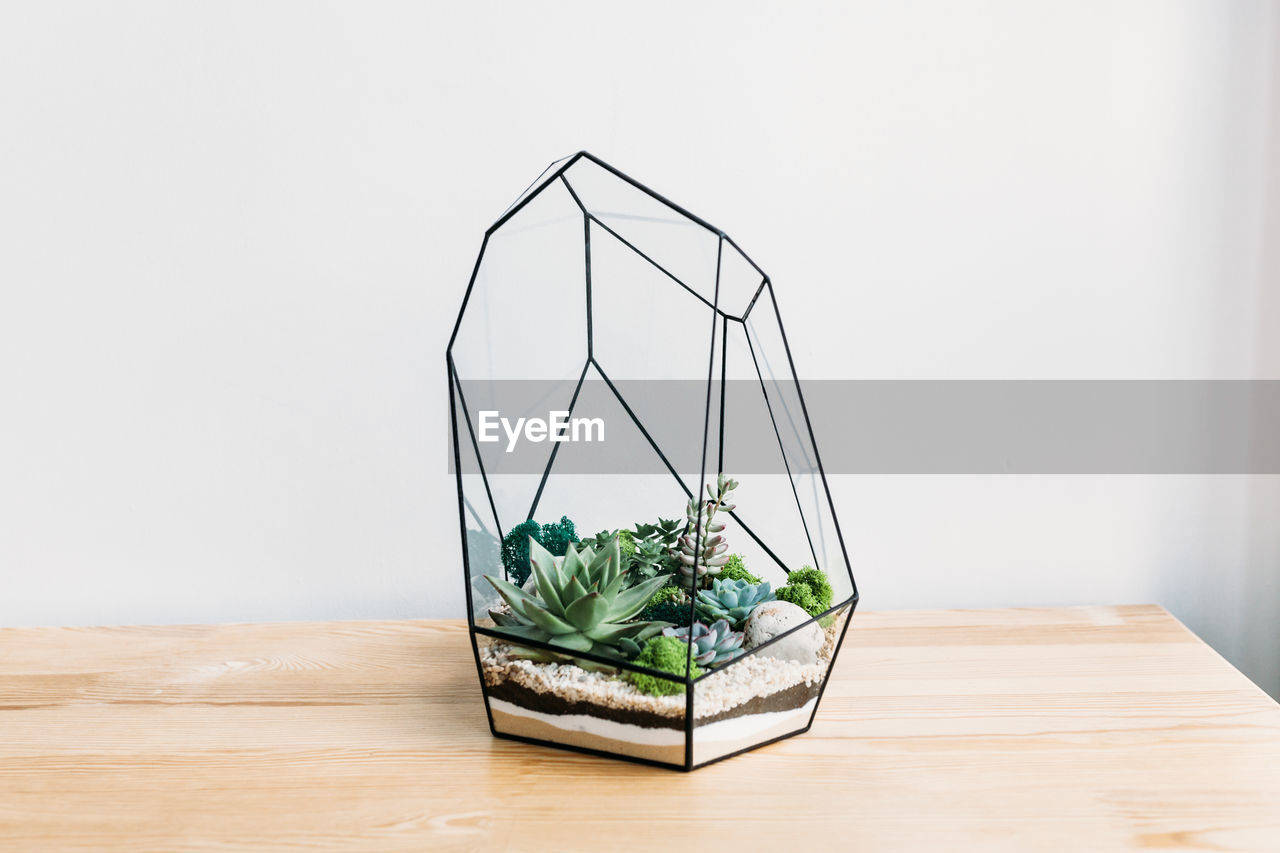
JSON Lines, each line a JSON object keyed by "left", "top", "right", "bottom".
{"left": 695, "top": 578, "right": 774, "bottom": 628}
{"left": 662, "top": 618, "right": 745, "bottom": 667}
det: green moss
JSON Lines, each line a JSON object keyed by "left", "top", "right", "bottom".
{"left": 717, "top": 554, "right": 761, "bottom": 585}
{"left": 627, "top": 635, "right": 702, "bottom": 696}
{"left": 775, "top": 583, "right": 819, "bottom": 614}
{"left": 617, "top": 529, "right": 637, "bottom": 559}
{"left": 647, "top": 585, "right": 681, "bottom": 607}
{"left": 776, "top": 566, "right": 833, "bottom": 617}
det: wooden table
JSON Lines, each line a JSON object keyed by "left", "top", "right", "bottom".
{"left": 2, "top": 605, "right": 1278, "bottom": 851}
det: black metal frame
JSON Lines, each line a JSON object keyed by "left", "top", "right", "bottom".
{"left": 448, "top": 151, "right": 859, "bottom": 771}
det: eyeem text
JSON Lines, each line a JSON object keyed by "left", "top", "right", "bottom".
{"left": 477, "top": 411, "right": 605, "bottom": 453}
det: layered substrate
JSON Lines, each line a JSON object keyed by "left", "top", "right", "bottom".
{"left": 479, "top": 618, "right": 842, "bottom": 767}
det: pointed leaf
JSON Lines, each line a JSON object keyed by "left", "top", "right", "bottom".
{"left": 523, "top": 603, "right": 578, "bottom": 636}
{"left": 559, "top": 544, "right": 586, "bottom": 588}
{"left": 547, "top": 631, "right": 593, "bottom": 652}
{"left": 527, "top": 539, "right": 565, "bottom": 616}
{"left": 565, "top": 592, "right": 609, "bottom": 631}
{"left": 586, "top": 620, "right": 668, "bottom": 643}
{"left": 489, "top": 609, "right": 524, "bottom": 627}
{"left": 608, "top": 574, "right": 671, "bottom": 622}
{"left": 490, "top": 623, "right": 551, "bottom": 643}
{"left": 485, "top": 575, "right": 539, "bottom": 616}
{"left": 565, "top": 574, "right": 590, "bottom": 605}
{"left": 600, "top": 571, "right": 626, "bottom": 601}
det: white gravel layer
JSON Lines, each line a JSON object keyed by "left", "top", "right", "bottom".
{"left": 479, "top": 614, "right": 843, "bottom": 720}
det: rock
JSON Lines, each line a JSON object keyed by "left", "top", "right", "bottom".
{"left": 743, "top": 600, "right": 823, "bottom": 664}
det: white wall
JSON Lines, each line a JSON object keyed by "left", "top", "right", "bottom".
{"left": 1, "top": 2, "right": 1277, "bottom": 693}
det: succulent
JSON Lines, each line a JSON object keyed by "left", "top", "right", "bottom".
{"left": 486, "top": 536, "right": 669, "bottom": 661}
{"left": 580, "top": 528, "right": 636, "bottom": 560}
{"left": 673, "top": 473, "right": 739, "bottom": 588}
{"left": 634, "top": 517, "right": 683, "bottom": 547}
{"left": 500, "top": 516, "right": 579, "bottom": 587}
{"left": 627, "top": 518, "right": 682, "bottom": 583}
{"left": 630, "top": 538, "right": 676, "bottom": 583}
{"left": 695, "top": 577, "right": 774, "bottom": 628}
{"left": 718, "top": 554, "right": 761, "bottom": 585}
{"left": 626, "top": 635, "right": 702, "bottom": 696}
{"left": 663, "top": 618, "right": 745, "bottom": 667}
{"left": 775, "top": 566, "right": 834, "bottom": 617}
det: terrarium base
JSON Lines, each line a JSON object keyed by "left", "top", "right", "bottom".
{"left": 490, "top": 701, "right": 686, "bottom": 765}
{"left": 692, "top": 698, "right": 815, "bottom": 765}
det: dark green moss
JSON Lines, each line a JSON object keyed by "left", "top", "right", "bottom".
{"left": 499, "top": 516, "right": 578, "bottom": 587}
{"left": 641, "top": 599, "right": 693, "bottom": 625}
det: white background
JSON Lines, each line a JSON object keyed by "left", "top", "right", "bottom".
{"left": 2, "top": 1, "right": 1277, "bottom": 695}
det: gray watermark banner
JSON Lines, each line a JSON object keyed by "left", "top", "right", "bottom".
{"left": 449, "top": 380, "right": 1280, "bottom": 475}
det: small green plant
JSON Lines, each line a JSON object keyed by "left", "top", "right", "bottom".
{"left": 634, "top": 518, "right": 682, "bottom": 547}
{"left": 486, "top": 536, "right": 668, "bottom": 661}
{"left": 663, "top": 618, "right": 745, "bottom": 667}
{"left": 628, "top": 518, "right": 681, "bottom": 583}
{"left": 775, "top": 566, "right": 834, "bottom": 617}
{"left": 673, "top": 473, "right": 738, "bottom": 588}
{"left": 718, "top": 554, "right": 761, "bottom": 584}
{"left": 500, "top": 516, "right": 579, "bottom": 586}
{"left": 695, "top": 577, "right": 774, "bottom": 628}
{"left": 580, "top": 528, "right": 636, "bottom": 560}
{"left": 626, "top": 635, "right": 700, "bottom": 696}
{"left": 647, "top": 585, "right": 682, "bottom": 608}
{"left": 639, "top": 584, "right": 690, "bottom": 624}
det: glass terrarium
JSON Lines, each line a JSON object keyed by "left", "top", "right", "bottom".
{"left": 448, "top": 151, "right": 858, "bottom": 770}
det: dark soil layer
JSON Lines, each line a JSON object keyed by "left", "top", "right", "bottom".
{"left": 696, "top": 679, "right": 822, "bottom": 726}
{"left": 485, "top": 678, "right": 685, "bottom": 730}
{"left": 485, "top": 673, "right": 822, "bottom": 730}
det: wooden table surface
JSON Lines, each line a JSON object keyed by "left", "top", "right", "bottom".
{"left": 2, "top": 605, "right": 1278, "bottom": 851}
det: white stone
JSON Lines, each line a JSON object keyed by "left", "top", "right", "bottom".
{"left": 743, "top": 600, "right": 823, "bottom": 664}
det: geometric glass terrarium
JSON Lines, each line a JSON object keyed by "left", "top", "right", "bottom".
{"left": 448, "top": 151, "right": 858, "bottom": 770}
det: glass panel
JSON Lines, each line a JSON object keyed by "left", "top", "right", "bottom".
{"left": 745, "top": 284, "right": 855, "bottom": 603}
{"left": 692, "top": 602, "right": 852, "bottom": 767}
{"left": 497, "top": 154, "right": 575, "bottom": 222}
{"left": 477, "top": 632, "right": 688, "bottom": 768}
{"left": 562, "top": 156, "right": 722, "bottom": 309}
{"left": 717, "top": 320, "right": 818, "bottom": 579}
{"left": 451, "top": 368, "right": 505, "bottom": 622}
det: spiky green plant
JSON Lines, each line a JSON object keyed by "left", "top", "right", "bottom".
{"left": 626, "top": 518, "right": 681, "bottom": 583}
{"left": 673, "top": 473, "right": 738, "bottom": 587}
{"left": 662, "top": 618, "right": 745, "bottom": 667}
{"left": 695, "top": 578, "right": 774, "bottom": 628}
{"left": 634, "top": 518, "right": 682, "bottom": 547}
{"left": 486, "top": 536, "right": 669, "bottom": 660}
{"left": 579, "top": 528, "right": 636, "bottom": 560}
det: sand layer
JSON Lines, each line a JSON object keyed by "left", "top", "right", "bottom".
{"left": 491, "top": 705, "right": 686, "bottom": 766}
{"left": 692, "top": 699, "right": 816, "bottom": 766}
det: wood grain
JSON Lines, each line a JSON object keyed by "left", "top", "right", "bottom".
{"left": 1, "top": 606, "right": 1277, "bottom": 851}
